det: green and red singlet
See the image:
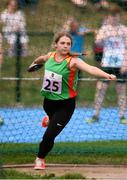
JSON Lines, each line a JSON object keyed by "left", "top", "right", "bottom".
{"left": 41, "top": 52, "right": 78, "bottom": 100}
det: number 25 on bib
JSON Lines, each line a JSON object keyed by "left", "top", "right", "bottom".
{"left": 42, "top": 70, "right": 62, "bottom": 94}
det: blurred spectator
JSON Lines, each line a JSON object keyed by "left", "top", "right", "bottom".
{"left": 63, "top": 17, "right": 95, "bottom": 77}
{"left": 63, "top": 17, "right": 95, "bottom": 56}
{"left": 0, "top": 0, "right": 29, "bottom": 57}
{"left": 86, "top": 7, "right": 127, "bottom": 124}
{"left": 71, "top": 0, "right": 87, "bottom": 7}
{"left": 93, "top": 15, "right": 108, "bottom": 67}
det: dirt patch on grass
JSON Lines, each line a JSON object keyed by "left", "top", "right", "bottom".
{"left": 2, "top": 164, "right": 127, "bottom": 179}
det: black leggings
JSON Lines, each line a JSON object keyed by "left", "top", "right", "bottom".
{"left": 38, "top": 97, "right": 76, "bottom": 158}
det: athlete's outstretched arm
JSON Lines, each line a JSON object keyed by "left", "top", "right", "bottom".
{"left": 70, "top": 58, "right": 116, "bottom": 80}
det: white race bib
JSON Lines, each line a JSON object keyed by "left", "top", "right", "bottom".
{"left": 42, "top": 70, "right": 62, "bottom": 94}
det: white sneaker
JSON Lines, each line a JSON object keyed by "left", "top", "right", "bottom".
{"left": 34, "top": 157, "right": 45, "bottom": 170}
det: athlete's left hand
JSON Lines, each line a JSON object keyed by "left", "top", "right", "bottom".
{"left": 107, "top": 74, "right": 116, "bottom": 80}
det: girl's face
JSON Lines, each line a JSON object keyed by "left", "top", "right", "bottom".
{"left": 55, "top": 36, "right": 72, "bottom": 55}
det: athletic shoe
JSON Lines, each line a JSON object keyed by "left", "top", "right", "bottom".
{"left": 42, "top": 115, "right": 49, "bottom": 128}
{"left": 34, "top": 157, "right": 45, "bottom": 170}
{"left": 86, "top": 115, "right": 99, "bottom": 124}
{"left": 120, "top": 117, "right": 127, "bottom": 124}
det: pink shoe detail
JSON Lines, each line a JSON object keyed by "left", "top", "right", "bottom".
{"left": 34, "top": 157, "right": 45, "bottom": 170}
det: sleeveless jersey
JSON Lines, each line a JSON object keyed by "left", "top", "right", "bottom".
{"left": 41, "top": 52, "right": 78, "bottom": 100}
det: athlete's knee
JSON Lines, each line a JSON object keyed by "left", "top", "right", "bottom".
{"left": 43, "top": 132, "right": 55, "bottom": 143}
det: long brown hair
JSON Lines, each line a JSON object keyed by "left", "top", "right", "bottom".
{"left": 52, "top": 31, "right": 85, "bottom": 57}
{"left": 53, "top": 31, "right": 73, "bottom": 46}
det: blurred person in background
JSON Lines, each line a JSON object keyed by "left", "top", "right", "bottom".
{"left": 0, "top": 0, "right": 29, "bottom": 57}
{"left": 93, "top": 13, "right": 109, "bottom": 68}
{"left": 86, "top": 7, "right": 127, "bottom": 124}
{"left": 63, "top": 17, "right": 95, "bottom": 77}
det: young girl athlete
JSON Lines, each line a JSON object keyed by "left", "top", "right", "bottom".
{"left": 28, "top": 31, "right": 116, "bottom": 170}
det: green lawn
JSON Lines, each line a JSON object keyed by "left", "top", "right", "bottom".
{"left": 0, "top": 169, "right": 85, "bottom": 179}
{"left": 1, "top": 141, "right": 127, "bottom": 165}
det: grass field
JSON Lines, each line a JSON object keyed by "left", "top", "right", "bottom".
{"left": 0, "top": 169, "right": 85, "bottom": 179}
{"left": 1, "top": 141, "right": 127, "bottom": 178}
{"left": 1, "top": 141, "right": 127, "bottom": 165}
